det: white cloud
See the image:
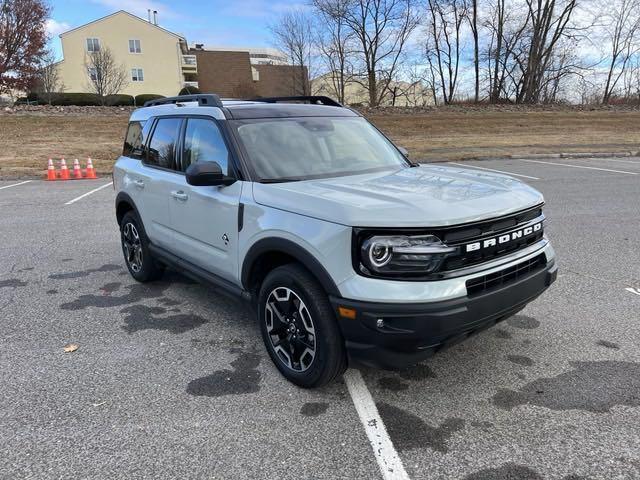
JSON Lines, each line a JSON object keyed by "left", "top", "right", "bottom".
{"left": 46, "top": 19, "right": 71, "bottom": 37}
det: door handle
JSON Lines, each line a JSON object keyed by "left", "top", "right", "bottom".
{"left": 133, "top": 179, "right": 145, "bottom": 189}
{"left": 171, "top": 190, "right": 188, "bottom": 201}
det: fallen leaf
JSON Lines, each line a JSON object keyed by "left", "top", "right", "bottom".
{"left": 64, "top": 343, "right": 79, "bottom": 353}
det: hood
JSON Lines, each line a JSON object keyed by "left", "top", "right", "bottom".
{"left": 252, "top": 165, "right": 545, "bottom": 227}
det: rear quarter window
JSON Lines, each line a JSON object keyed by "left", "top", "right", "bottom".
{"left": 123, "top": 121, "right": 150, "bottom": 160}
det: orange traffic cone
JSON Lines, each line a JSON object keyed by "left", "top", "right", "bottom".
{"left": 85, "top": 158, "right": 98, "bottom": 179}
{"left": 59, "top": 158, "right": 70, "bottom": 180}
{"left": 46, "top": 158, "right": 57, "bottom": 181}
{"left": 72, "top": 159, "right": 83, "bottom": 179}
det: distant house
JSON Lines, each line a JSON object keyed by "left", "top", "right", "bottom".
{"left": 312, "top": 72, "right": 435, "bottom": 107}
{"left": 190, "top": 45, "right": 308, "bottom": 98}
{"left": 56, "top": 10, "right": 196, "bottom": 97}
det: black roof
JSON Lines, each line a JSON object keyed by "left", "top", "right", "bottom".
{"left": 222, "top": 102, "right": 359, "bottom": 119}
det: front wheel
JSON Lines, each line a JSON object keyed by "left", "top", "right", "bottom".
{"left": 258, "top": 264, "right": 347, "bottom": 388}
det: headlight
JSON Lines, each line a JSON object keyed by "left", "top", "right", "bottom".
{"left": 359, "top": 234, "right": 457, "bottom": 277}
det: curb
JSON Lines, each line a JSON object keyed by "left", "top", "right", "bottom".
{"left": 510, "top": 151, "right": 639, "bottom": 160}
{"left": 422, "top": 151, "right": 639, "bottom": 164}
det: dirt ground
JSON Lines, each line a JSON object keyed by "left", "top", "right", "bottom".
{"left": 1, "top": 108, "right": 639, "bottom": 178}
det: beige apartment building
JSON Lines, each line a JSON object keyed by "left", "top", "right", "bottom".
{"left": 312, "top": 72, "right": 435, "bottom": 107}
{"left": 56, "top": 10, "right": 197, "bottom": 97}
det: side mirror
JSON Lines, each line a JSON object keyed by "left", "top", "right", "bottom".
{"left": 186, "top": 162, "right": 235, "bottom": 187}
{"left": 398, "top": 146, "right": 409, "bottom": 157}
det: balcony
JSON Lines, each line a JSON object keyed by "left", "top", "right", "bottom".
{"left": 183, "top": 81, "right": 199, "bottom": 89}
{"left": 181, "top": 55, "right": 197, "bottom": 73}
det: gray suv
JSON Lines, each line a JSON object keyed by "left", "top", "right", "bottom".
{"left": 114, "top": 94, "right": 557, "bottom": 387}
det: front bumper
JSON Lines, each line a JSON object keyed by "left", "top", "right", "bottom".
{"left": 330, "top": 259, "right": 557, "bottom": 369}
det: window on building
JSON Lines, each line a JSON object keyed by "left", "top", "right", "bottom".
{"left": 87, "top": 67, "right": 98, "bottom": 82}
{"left": 131, "top": 68, "right": 144, "bottom": 82}
{"left": 129, "top": 39, "right": 141, "bottom": 53}
{"left": 146, "top": 118, "right": 182, "bottom": 170}
{"left": 86, "top": 38, "right": 100, "bottom": 52}
{"left": 181, "top": 118, "right": 229, "bottom": 174}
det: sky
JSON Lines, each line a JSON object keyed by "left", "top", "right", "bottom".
{"left": 46, "top": 0, "right": 307, "bottom": 59}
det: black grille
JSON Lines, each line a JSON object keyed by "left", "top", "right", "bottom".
{"left": 442, "top": 227, "right": 544, "bottom": 271}
{"left": 439, "top": 206, "right": 542, "bottom": 244}
{"left": 466, "top": 254, "right": 546, "bottom": 296}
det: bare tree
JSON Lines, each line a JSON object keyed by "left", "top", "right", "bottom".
{"left": 84, "top": 46, "right": 128, "bottom": 105}
{"left": 518, "top": 0, "right": 578, "bottom": 103}
{"left": 0, "top": 0, "right": 49, "bottom": 95}
{"left": 313, "top": 0, "right": 355, "bottom": 103}
{"left": 342, "top": 0, "right": 419, "bottom": 107}
{"left": 37, "top": 48, "right": 63, "bottom": 105}
{"left": 484, "top": 0, "right": 529, "bottom": 102}
{"left": 600, "top": 0, "right": 640, "bottom": 103}
{"left": 270, "top": 11, "right": 312, "bottom": 95}
{"left": 465, "top": 0, "right": 480, "bottom": 102}
{"left": 622, "top": 55, "right": 640, "bottom": 102}
{"left": 425, "top": 0, "right": 467, "bottom": 104}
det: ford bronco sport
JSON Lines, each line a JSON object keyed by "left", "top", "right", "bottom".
{"left": 114, "top": 94, "right": 557, "bottom": 387}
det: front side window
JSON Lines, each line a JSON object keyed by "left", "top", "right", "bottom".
{"left": 129, "top": 39, "right": 141, "bottom": 53}
{"left": 181, "top": 118, "right": 229, "bottom": 174}
{"left": 233, "top": 117, "right": 408, "bottom": 182}
{"left": 131, "top": 68, "right": 144, "bottom": 82}
{"left": 86, "top": 38, "right": 100, "bottom": 52}
{"left": 146, "top": 118, "right": 182, "bottom": 170}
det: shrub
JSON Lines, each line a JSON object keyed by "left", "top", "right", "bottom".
{"left": 105, "top": 94, "right": 135, "bottom": 106}
{"left": 135, "top": 94, "right": 165, "bottom": 106}
{"left": 50, "top": 93, "right": 102, "bottom": 106}
{"left": 179, "top": 86, "right": 201, "bottom": 95}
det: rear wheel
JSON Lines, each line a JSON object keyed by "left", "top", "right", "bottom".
{"left": 120, "top": 211, "right": 164, "bottom": 282}
{"left": 258, "top": 264, "right": 347, "bottom": 388}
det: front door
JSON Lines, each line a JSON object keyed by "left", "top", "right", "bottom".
{"left": 168, "top": 117, "right": 242, "bottom": 282}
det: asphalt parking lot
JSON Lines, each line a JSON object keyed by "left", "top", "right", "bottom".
{"left": 1, "top": 156, "right": 639, "bottom": 480}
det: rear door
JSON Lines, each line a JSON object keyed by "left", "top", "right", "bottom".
{"left": 168, "top": 116, "right": 242, "bottom": 282}
{"left": 137, "top": 116, "right": 184, "bottom": 251}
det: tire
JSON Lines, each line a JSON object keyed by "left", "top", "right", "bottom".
{"left": 258, "top": 263, "right": 347, "bottom": 388}
{"left": 119, "top": 211, "right": 164, "bottom": 282}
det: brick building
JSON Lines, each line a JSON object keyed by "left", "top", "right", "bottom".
{"left": 190, "top": 46, "right": 309, "bottom": 98}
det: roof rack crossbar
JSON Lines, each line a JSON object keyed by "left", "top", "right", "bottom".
{"left": 143, "top": 94, "right": 223, "bottom": 108}
{"left": 247, "top": 96, "right": 343, "bottom": 107}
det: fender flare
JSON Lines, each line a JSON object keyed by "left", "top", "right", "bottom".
{"left": 115, "top": 192, "right": 141, "bottom": 225}
{"left": 241, "top": 237, "right": 340, "bottom": 297}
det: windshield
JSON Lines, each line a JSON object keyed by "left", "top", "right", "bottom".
{"left": 232, "top": 117, "right": 410, "bottom": 182}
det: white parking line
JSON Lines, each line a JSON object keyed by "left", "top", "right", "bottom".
{"left": 587, "top": 157, "right": 640, "bottom": 164}
{"left": 626, "top": 287, "right": 640, "bottom": 296}
{"left": 0, "top": 180, "right": 32, "bottom": 190}
{"left": 448, "top": 162, "right": 540, "bottom": 180}
{"left": 344, "top": 369, "right": 410, "bottom": 480}
{"left": 65, "top": 182, "right": 113, "bottom": 205}
{"left": 519, "top": 159, "right": 638, "bottom": 175}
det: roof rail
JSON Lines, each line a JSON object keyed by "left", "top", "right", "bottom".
{"left": 143, "top": 94, "right": 223, "bottom": 108}
{"left": 247, "top": 96, "right": 343, "bottom": 107}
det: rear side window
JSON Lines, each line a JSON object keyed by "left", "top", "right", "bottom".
{"left": 123, "top": 121, "right": 149, "bottom": 159}
{"left": 146, "top": 118, "right": 182, "bottom": 170}
{"left": 181, "top": 118, "right": 229, "bottom": 174}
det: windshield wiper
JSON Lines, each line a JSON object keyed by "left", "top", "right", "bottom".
{"left": 260, "top": 177, "right": 304, "bottom": 184}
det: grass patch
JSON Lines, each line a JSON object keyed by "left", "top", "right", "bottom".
{"left": 1, "top": 110, "right": 639, "bottom": 178}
